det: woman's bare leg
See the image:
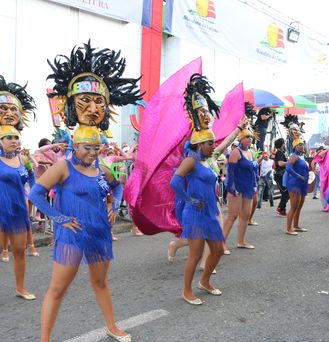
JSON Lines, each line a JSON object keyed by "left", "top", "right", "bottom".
{"left": 167, "top": 238, "right": 188, "bottom": 261}
{"left": 41, "top": 262, "right": 80, "bottom": 342}
{"left": 237, "top": 198, "right": 253, "bottom": 246}
{"left": 183, "top": 239, "right": 204, "bottom": 300}
{"left": 293, "top": 196, "right": 305, "bottom": 229}
{"left": 287, "top": 193, "right": 300, "bottom": 233}
{"left": 223, "top": 194, "right": 241, "bottom": 250}
{"left": 199, "top": 241, "right": 224, "bottom": 290}
{"left": 89, "top": 261, "right": 129, "bottom": 337}
{"left": 9, "top": 233, "right": 30, "bottom": 294}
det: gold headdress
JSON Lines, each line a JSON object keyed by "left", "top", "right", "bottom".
{"left": 73, "top": 125, "right": 101, "bottom": 145}
{"left": 184, "top": 74, "right": 220, "bottom": 145}
{"left": 0, "top": 76, "right": 36, "bottom": 130}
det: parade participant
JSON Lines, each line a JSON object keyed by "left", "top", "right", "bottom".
{"left": 0, "top": 75, "right": 36, "bottom": 299}
{"left": 312, "top": 147, "right": 329, "bottom": 212}
{"left": 170, "top": 74, "right": 224, "bottom": 305}
{"left": 0, "top": 126, "right": 36, "bottom": 299}
{"left": 284, "top": 138, "right": 309, "bottom": 235}
{"left": 29, "top": 126, "right": 129, "bottom": 341}
{"left": 223, "top": 128, "right": 258, "bottom": 250}
{"left": 30, "top": 41, "right": 142, "bottom": 342}
{"left": 274, "top": 138, "right": 289, "bottom": 217}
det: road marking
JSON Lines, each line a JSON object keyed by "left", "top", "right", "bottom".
{"left": 63, "top": 309, "right": 169, "bottom": 342}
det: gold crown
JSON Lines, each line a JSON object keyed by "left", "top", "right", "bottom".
{"left": 191, "top": 129, "right": 215, "bottom": 144}
{"left": 73, "top": 125, "right": 101, "bottom": 144}
{"left": 0, "top": 125, "right": 20, "bottom": 139}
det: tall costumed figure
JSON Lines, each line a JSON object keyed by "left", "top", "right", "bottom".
{"left": 29, "top": 41, "right": 143, "bottom": 342}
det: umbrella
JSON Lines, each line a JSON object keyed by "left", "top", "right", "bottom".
{"left": 284, "top": 95, "right": 317, "bottom": 109}
{"left": 244, "top": 88, "right": 285, "bottom": 108}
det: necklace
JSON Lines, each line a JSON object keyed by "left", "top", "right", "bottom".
{"left": 238, "top": 143, "right": 249, "bottom": 151}
{"left": 71, "top": 153, "right": 92, "bottom": 168}
{"left": 0, "top": 150, "right": 18, "bottom": 159}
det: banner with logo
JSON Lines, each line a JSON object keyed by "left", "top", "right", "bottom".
{"left": 47, "top": 0, "right": 146, "bottom": 26}
{"left": 164, "top": 0, "right": 328, "bottom": 69}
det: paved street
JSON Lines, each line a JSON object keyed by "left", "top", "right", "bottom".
{"left": 1, "top": 197, "right": 329, "bottom": 342}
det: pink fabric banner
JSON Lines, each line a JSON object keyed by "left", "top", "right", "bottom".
{"left": 313, "top": 150, "right": 329, "bottom": 200}
{"left": 124, "top": 57, "right": 202, "bottom": 235}
{"left": 212, "top": 82, "right": 245, "bottom": 144}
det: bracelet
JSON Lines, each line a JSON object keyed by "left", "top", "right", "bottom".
{"left": 237, "top": 126, "right": 243, "bottom": 131}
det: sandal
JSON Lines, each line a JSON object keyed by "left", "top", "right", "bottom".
{"left": 27, "top": 245, "right": 39, "bottom": 257}
{"left": 1, "top": 249, "right": 9, "bottom": 262}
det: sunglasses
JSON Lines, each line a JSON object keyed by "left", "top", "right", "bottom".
{"left": 79, "top": 144, "right": 101, "bottom": 152}
{"left": 244, "top": 135, "right": 253, "bottom": 139}
{"left": 5, "top": 136, "right": 20, "bottom": 140}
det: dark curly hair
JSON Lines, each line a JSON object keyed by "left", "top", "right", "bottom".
{"left": 47, "top": 40, "right": 144, "bottom": 129}
{"left": 0, "top": 75, "right": 36, "bottom": 130}
{"left": 184, "top": 73, "right": 220, "bottom": 131}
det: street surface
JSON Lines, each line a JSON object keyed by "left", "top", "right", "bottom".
{"left": 1, "top": 197, "right": 329, "bottom": 342}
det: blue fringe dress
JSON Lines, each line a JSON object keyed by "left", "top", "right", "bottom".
{"left": 53, "top": 161, "right": 112, "bottom": 266}
{"left": 177, "top": 159, "right": 224, "bottom": 241}
{"left": 0, "top": 158, "right": 30, "bottom": 234}
{"left": 285, "top": 154, "right": 309, "bottom": 196}
{"left": 234, "top": 149, "right": 258, "bottom": 199}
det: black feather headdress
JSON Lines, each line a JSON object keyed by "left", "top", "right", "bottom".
{"left": 0, "top": 75, "right": 36, "bottom": 130}
{"left": 184, "top": 73, "right": 220, "bottom": 131}
{"left": 47, "top": 40, "right": 144, "bottom": 130}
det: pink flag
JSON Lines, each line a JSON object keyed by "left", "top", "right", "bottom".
{"left": 212, "top": 82, "right": 244, "bottom": 144}
{"left": 313, "top": 150, "right": 329, "bottom": 200}
{"left": 124, "top": 58, "right": 202, "bottom": 235}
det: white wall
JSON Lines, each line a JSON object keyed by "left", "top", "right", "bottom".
{"left": 0, "top": 0, "right": 142, "bottom": 151}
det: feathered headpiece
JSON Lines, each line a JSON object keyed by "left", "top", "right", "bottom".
{"left": 0, "top": 75, "right": 36, "bottom": 130}
{"left": 184, "top": 74, "right": 219, "bottom": 144}
{"left": 47, "top": 40, "right": 144, "bottom": 130}
{"left": 184, "top": 73, "right": 219, "bottom": 132}
{"left": 52, "top": 128, "right": 71, "bottom": 144}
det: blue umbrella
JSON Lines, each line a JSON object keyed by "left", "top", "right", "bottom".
{"left": 245, "top": 88, "right": 284, "bottom": 108}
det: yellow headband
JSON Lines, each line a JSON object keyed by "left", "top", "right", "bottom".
{"left": 191, "top": 129, "right": 215, "bottom": 145}
{"left": 0, "top": 91, "right": 23, "bottom": 112}
{"left": 292, "top": 138, "right": 304, "bottom": 148}
{"left": 238, "top": 129, "right": 253, "bottom": 141}
{"left": 0, "top": 125, "right": 20, "bottom": 139}
{"left": 73, "top": 125, "right": 101, "bottom": 144}
{"left": 67, "top": 72, "right": 110, "bottom": 103}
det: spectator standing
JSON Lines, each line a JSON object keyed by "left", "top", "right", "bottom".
{"left": 274, "top": 138, "right": 289, "bottom": 217}
{"left": 257, "top": 151, "right": 274, "bottom": 209}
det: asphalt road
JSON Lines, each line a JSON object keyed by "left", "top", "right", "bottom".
{"left": 1, "top": 197, "right": 329, "bottom": 342}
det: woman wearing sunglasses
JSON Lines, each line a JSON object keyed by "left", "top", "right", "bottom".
{"left": 29, "top": 125, "right": 128, "bottom": 342}
{"left": 223, "top": 128, "right": 258, "bottom": 251}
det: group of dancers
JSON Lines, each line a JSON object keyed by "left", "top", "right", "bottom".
{"left": 1, "top": 41, "right": 329, "bottom": 342}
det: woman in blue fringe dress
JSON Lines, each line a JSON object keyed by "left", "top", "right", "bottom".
{"left": 0, "top": 125, "right": 36, "bottom": 300}
{"left": 170, "top": 75, "right": 224, "bottom": 306}
{"left": 223, "top": 128, "right": 258, "bottom": 250}
{"left": 284, "top": 138, "right": 309, "bottom": 235}
{"left": 29, "top": 126, "right": 128, "bottom": 342}
{"left": 29, "top": 41, "right": 142, "bottom": 342}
